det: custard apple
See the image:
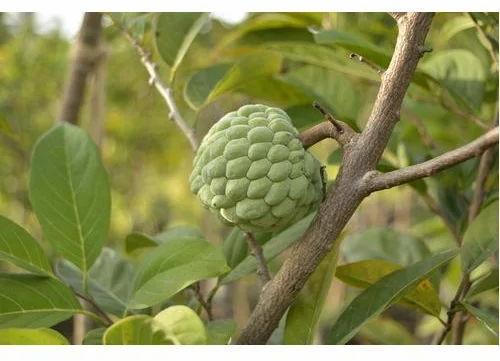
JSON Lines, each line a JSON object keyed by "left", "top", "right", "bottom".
{"left": 189, "top": 104, "right": 325, "bottom": 233}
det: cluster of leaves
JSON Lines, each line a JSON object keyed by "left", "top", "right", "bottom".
{"left": 0, "top": 12, "right": 498, "bottom": 345}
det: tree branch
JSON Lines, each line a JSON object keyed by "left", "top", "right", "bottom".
{"left": 236, "top": 13, "right": 434, "bottom": 344}
{"left": 245, "top": 232, "right": 271, "bottom": 286}
{"left": 118, "top": 24, "right": 198, "bottom": 151}
{"left": 363, "top": 128, "right": 499, "bottom": 193}
{"left": 297, "top": 102, "right": 358, "bottom": 149}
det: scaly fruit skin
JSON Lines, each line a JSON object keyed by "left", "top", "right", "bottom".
{"left": 189, "top": 104, "right": 324, "bottom": 233}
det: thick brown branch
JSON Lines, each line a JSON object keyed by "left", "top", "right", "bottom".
{"left": 58, "top": 13, "right": 103, "bottom": 125}
{"left": 364, "top": 128, "right": 499, "bottom": 193}
{"left": 245, "top": 232, "right": 271, "bottom": 286}
{"left": 236, "top": 13, "right": 434, "bottom": 344}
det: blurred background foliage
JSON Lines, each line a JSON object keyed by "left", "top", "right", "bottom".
{"left": 0, "top": 12, "right": 498, "bottom": 344}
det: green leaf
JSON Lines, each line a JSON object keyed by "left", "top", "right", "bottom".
{"left": 328, "top": 249, "right": 458, "bottom": 344}
{"left": 154, "top": 305, "right": 207, "bottom": 345}
{"left": 461, "top": 200, "right": 499, "bottom": 273}
{"left": 461, "top": 302, "right": 499, "bottom": 337}
{"left": 125, "top": 226, "right": 204, "bottom": 254}
{"left": 0, "top": 215, "right": 53, "bottom": 277}
{"left": 421, "top": 49, "right": 486, "bottom": 111}
{"left": 124, "top": 232, "right": 158, "bottom": 254}
{"left": 438, "top": 15, "right": 475, "bottom": 45}
{"left": 221, "top": 212, "right": 315, "bottom": 284}
{"left": 83, "top": 327, "right": 105, "bottom": 345}
{"left": 280, "top": 65, "right": 360, "bottom": 125}
{"left": 154, "top": 13, "right": 208, "bottom": 78}
{"left": 55, "top": 247, "right": 134, "bottom": 316}
{"left": 342, "top": 228, "right": 432, "bottom": 266}
{"left": 29, "top": 123, "right": 111, "bottom": 278}
{"left": 336, "top": 259, "right": 442, "bottom": 317}
{"left": 184, "top": 63, "right": 233, "bottom": 109}
{"left": 284, "top": 246, "right": 338, "bottom": 344}
{"left": 206, "top": 319, "right": 236, "bottom": 345}
{"left": 0, "top": 273, "right": 81, "bottom": 328}
{"left": 357, "top": 317, "right": 417, "bottom": 345}
{"left": 103, "top": 315, "right": 168, "bottom": 345}
{"left": 468, "top": 267, "right": 499, "bottom": 298}
{"left": 222, "top": 228, "right": 248, "bottom": 269}
{"left": 0, "top": 328, "right": 69, "bottom": 345}
{"left": 314, "top": 29, "right": 392, "bottom": 68}
{"left": 327, "top": 149, "right": 343, "bottom": 165}
{"left": 128, "top": 237, "right": 229, "bottom": 309}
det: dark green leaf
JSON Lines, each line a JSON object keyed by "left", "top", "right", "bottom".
{"left": 0, "top": 215, "right": 53, "bottom": 277}
{"left": 125, "top": 226, "right": 203, "bottom": 254}
{"left": 55, "top": 247, "right": 134, "bottom": 316}
{"left": 468, "top": 267, "right": 499, "bottom": 298}
{"left": 184, "top": 63, "right": 232, "bottom": 109}
{"left": 0, "top": 273, "right": 81, "bottom": 328}
{"left": 125, "top": 232, "right": 158, "bottom": 254}
{"left": 206, "top": 319, "right": 236, "bottom": 345}
{"left": 461, "top": 302, "right": 499, "bottom": 337}
{"left": 221, "top": 213, "right": 315, "bottom": 284}
{"left": 29, "top": 123, "right": 110, "bottom": 277}
{"left": 0, "top": 328, "right": 69, "bottom": 345}
{"left": 329, "top": 250, "right": 458, "bottom": 344}
{"left": 154, "top": 305, "right": 207, "bottom": 344}
{"left": 461, "top": 200, "right": 499, "bottom": 273}
{"left": 154, "top": 13, "right": 208, "bottom": 77}
{"left": 222, "top": 228, "right": 248, "bottom": 269}
{"left": 336, "top": 259, "right": 442, "bottom": 317}
{"left": 327, "top": 149, "right": 343, "bottom": 165}
{"left": 284, "top": 246, "right": 338, "bottom": 344}
{"left": 129, "top": 237, "right": 229, "bottom": 309}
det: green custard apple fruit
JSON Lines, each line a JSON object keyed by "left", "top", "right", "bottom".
{"left": 189, "top": 104, "right": 325, "bottom": 233}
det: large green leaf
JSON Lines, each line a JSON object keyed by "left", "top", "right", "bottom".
{"left": 154, "top": 13, "right": 208, "bottom": 78}
{"left": 336, "top": 259, "right": 442, "bottom": 317}
{"left": 221, "top": 213, "right": 315, "bottom": 284}
{"left": 357, "top": 317, "right": 417, "bottom": 345}
{"left": 128, "top": 237, "right": 229, "bottom": 309}
{"left": 103, "top": 315, "right": 168, "bottom": 345}
{"left": 0, "top": 215, "right": 53, "bottom": 277}
{"left": 55, "top": 247, "right": 134, "bottom": 316}
{"left": 328, "top": 250, "right": 458, "bottom": 344}
{"left": 154, "top": 305, "right": 207, "bottom": 345}
{"left": 280, "top": 65, "right": 360, "bottom": 124}
{"left": 461, "top": 302, "right": 499, "bottom": 337}
{"left": 342, "top": 228, "right": 432, "bottom": 266}
{"left": 438, "top": 15, "right": 475, "bottom": 46}
{"left": 284, "top": 246, "right": 338, "bottom": 344}
{"left": 125, "top": 225, "right": 204, "bottom": 254}
{"left": 461, "top": 200, "right": 499, "bottom": 273}
{"left": 206, "top": 319, "right": 236, "bottom": 345}
{"left": 421, "top": 49, "right": 486, "bottom": 111}
{"left": 0, "top": 273, "right": 81, "bottom": 328}
{"left": 313, "top": 29, "right": 392, "bottom": 68}
{"left": 184, "top": 63, "right": 233, "bottom": 109}
{"left": 0, "top": 328, "right": 69, "bottom": 345}
{"left": 29, "top": 123, "right": 111, "bottom": 279}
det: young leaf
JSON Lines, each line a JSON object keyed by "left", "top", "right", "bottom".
{"left": 154, "top": 13, "right": 208, "bottom": 78}
{"left": 0, "top": 273, "right": 81, "bottom": 328}
{"left": 461, "top": 200, "right": 499, "bottom": 273}
{"left": 55, "top": 247, "right": 134, "bottom": 316}
{"left": 222, "top": 227, "right": 248, "bottom": 269}
{"left": 328, "top": 249, "right": 458, "bottom": 344}
{"left": 221, "top": 212, "right": 315, "bottom": 284}
{"left": 154, "top": 305, "right": 207, "bottom": 345}
{"left": 103, "top": 315, "right": 169, "bottom": 345}
{"left": 284, "top": 246, "right": 338, "bottom": 344}
{"left": 206, "top": 319, "right": 237, "bottom": 345}
{"left": 336, "top": 259, "right": 442, "bottom": 317}
{"left": 0, "top": 328, "right": 69, "bottom": 345}
{"left": 467, "top": 267, "right": 499, "bottom": 298}
{"left": 83, "top": 327, "right": 106, "bottom": 345}
{"left": 0, "top": 215, "right": 53, "bottom": 277}
{"left": 29, "top": 123, "right": 111, "bottom": 278}
{"left": 461, "top": 302, "right": 499, "bottom": 337}
{"left": 128, "top": 237, "right": 229, "bottom": 309}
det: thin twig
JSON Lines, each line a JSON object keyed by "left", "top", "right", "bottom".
{"left": 298, "top": 102, "right": 358, "bottom": 149}
{"left": 190, "top": 283, "right": 213, "bottom": 321}
{"left": 421, "top": 193, "right": 462, "bottom": 245}
{"left": 349, "top": 53, "right": 384, "bottom": 75}
{"left": 245, "top": 232, "right": 271, "bottom": 287}
{"left": 74, "top": 291, "right": 113, "bottom": 325}
{"left": 117, "top": 22, "right": 198, "bottom": 151}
